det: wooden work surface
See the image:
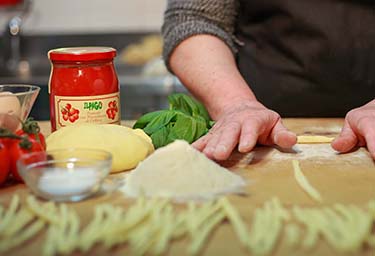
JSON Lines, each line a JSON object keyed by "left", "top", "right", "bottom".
{"left": 1, "top": 118, "right": 375, "bottom": 256}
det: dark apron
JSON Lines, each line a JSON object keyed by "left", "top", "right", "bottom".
{"left": 236, "top": 0, "right": 375, "bottom": 117}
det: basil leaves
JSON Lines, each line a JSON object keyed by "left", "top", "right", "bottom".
{"left": 133, "top": 93, "right": 213, "bottom": 148}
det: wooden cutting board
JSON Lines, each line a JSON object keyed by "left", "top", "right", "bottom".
{"left": 1, "top": 118, "right": 375, "bottom": 256}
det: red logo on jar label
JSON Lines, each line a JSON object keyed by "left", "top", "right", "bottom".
{"left": 61, "top": 103, "right": 80, "bottom": 123}
{"left": 106, "top": 100, "right": 118, "bottom": 120}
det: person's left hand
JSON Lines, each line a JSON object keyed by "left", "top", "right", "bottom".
{"left": 331, "top": 99, "right": 375, "bottom": 159}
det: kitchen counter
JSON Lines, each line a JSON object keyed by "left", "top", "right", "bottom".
{"left": 1, "top": 118, "right": 375, "bottom": 256}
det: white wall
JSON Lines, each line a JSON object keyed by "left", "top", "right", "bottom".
{"left": 1, "top": 0, "right": 166, "bottom": 35}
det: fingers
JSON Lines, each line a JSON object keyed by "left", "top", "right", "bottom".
{"left": 270, "top": 120, "right": 297, "bottom": 148}
{"left": 193, "top": 113, "right": 294, "bottom": 160}
{"left": 192, "top": 118, "right": 259, "bottom": 160}
{"left": 331, "top": 122, "right": 358, "bottom": 153}
{"left": 354, "top": 116, "right": 375, "bottom": 158}
{"left": 192, "top": 135, "right": 209, "bottom": 151}
{"left": 238, "top": 119, "right": 261, "bottom": 153}
{"left": 203, "top": 121, "right": 241, "bottom": 160}
{"left": 365, "top": 133, "right": 375, "bottom": 159}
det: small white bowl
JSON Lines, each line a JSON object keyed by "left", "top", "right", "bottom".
{"left": 17, "top": 148, "right": 112, "bottom": 202}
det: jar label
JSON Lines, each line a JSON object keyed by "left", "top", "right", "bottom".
{"left": 54, "top": 92, "right": 121, "bottom": 129}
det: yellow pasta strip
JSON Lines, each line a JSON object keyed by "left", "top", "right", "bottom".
{"left": 297, "top": 135, "right": 334, "bottom": 144}
{"left": 0, "top": 195, "right": 20, "bottom": 234}
{"left": 292, "top": 207, "right": 320, "bottom": 249}
{"left": 58, "top": 209, "right": 80, "bottom": 254}
{"left": 0, "top": 219, "right": 44, "bottom": 252}
{"left": 248, "top": 199, "right": 288, "bottom": 255}
{"left": 188, "top": 211, "right": 226, "bottom": 255}
{"left": 26, "top": 196, "right": 59, "bottom": 224}
{"left": 153, "top": 205, "right": 175, "bottom": 255}
{"left": 130, "top": 200, "right": 168, "bottom": 255}
{"left": 219, "top": 197, "right": 250, "bottom": 249}
{"left": 2, "top": 208, "right": 34, "bottom": 237}
{"left": 292, "top": 160, "right": 322, "bottom": 203}
{"left": 367, "top": 235, "right": 375, "bottom": 247}
{"left": 0, "top": 205, "right": 4, "bottom": 219}
{"left": 79, "top": 205, "right": 106, "bottom": 252}
{"left": 284, "top": 223, "right": 301, "bottom": 248}
{"left": 172, "top": 213, "right": 188, "bottom": 238}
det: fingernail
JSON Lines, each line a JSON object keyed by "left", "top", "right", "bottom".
{"left": 216, "top": 145, "right": 227, "bottom": 153}
{"left": 203, "top": 147, "right": 214, "bottom": 155}
{"left": 239, "top": 141, "right": 250, "bottom": 151}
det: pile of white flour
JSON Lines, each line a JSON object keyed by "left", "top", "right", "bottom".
{"left": 121, "top": 140, "right": 246, "bottom": 201}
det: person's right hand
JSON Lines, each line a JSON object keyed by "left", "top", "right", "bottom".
{"left": 192, "top": 100, "right": 297, "bottom": 160}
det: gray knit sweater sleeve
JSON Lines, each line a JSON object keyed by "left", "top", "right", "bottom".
{"left": 162, "top": 0, "right": 239, "bottom": 71}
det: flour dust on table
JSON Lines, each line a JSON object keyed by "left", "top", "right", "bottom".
{"left": 264, "top": 144, "right": 371, "bottom": 164}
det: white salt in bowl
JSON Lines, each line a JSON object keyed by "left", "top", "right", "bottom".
{"left": 0, "top": 84, "right": 40, "bottom": 132}
{"left": 17, "top": 148, "right": 112, "bottom": 202}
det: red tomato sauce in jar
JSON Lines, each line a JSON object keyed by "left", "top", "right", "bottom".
{"left": 48, "top": 47, "right": 121, "bottom": 131}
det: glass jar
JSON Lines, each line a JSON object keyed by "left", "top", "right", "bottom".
{"left": 48, "top": 47, "right": 121, "bottom": 131}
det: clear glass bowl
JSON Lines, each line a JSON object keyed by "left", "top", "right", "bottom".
{"left": 0, "top": 84, "right": 40, "bottom": 131}
{"left": 17, "top": 148, "right": 112, "bottom": 202}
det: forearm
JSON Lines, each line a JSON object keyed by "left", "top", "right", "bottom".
{"left": 162, "top": 0, "right": 239, "bottom": 72}
{"left": 170, "top": 35, "right": 257, "bottom": 120}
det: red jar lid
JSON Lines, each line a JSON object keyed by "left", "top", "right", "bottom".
{"left": 48, "top": 47, "right": 116, "bottom": 62}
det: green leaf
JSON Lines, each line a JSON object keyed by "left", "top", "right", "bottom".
{"left": 133, "top": 110, "right": 166, "bottom": 129}
{"left": 143, "top": 110, "right": 177, "bottom": 135}
{"left": 168, "top": 93, "right": 195, "bottom": 115}
{"left": 168, "top": 93, "right": 211, "bottom": 124}
{"left": 150, "top": 126, "right": 171, "bottom": 148}
{"left": 195, "top": 101, "right": 211, "bottom": 123}
{"left": 133, "top": 93, "right": 213, "bottom": 148}
{"left": 194, "top": 115, "right": 209, "bottom": 140}
{"left": 168, "top": 112, "right": 196, "bottom": 143}
{"left": 208, "top": 120, "right": 215, "bottom": 128}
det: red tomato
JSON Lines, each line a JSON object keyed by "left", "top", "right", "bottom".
{"left": 15, "top": 129, "right": 46, "bottom": 150}
{"left": 0, "top": 141, "right": 10, "bottom": 185}
{"left": 9, "top": 137, "right": 44, "bottom": 182}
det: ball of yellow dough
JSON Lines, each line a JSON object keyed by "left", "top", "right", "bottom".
{"left": 46, "top": 124, "right": 155, "bottom": 173}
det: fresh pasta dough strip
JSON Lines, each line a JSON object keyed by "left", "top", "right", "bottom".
{"left": 153, "top": 205, "right": 175, "bottom": 255}
{"left": 284, "top": 223, "right": 301, "bottom": 248}
{"left": 79, "top": 205, "right": 106, "bottom": 251}
{"left": 172, "top": 213, "right": 188, "bottom": 238}
{"left": 292, "top": 160, "right": 322, "bottom": 203}
{"left": 248, "top": 198, "right": 288, "bottom": 255}
{"left": 188, "top": 211, "right": 226, "bottom": 255}
{"left": 2, "top": 208, "right": 34, "bottom": 237}
{"left": 0, "top": 219, "right": 44, "bottom": 252}
{"left": 0, "top": 205, "right": 4, "bottom": 219}
{"left": 0, "top": 195, "right": 20, "bottom": 234}
{"left": 292, "top": 207, "right": 320, "bottom": 249}
{"left": 26, "top": 196, "right": 59, "bottom": 224}
{"left": 102, "top": 200, "right": 154, "bottom": 248}
{"left": 131, "top": 200, "right": 170, "bottom": 255}
{"left": 292, "top": 204, "right": 373, "bottom": 253}
{"left": 219, "top": 197, "right": 250, "bottom": 248}
{"left": 297, "top": 135, "right": 334, "bottom": 144}
{"left": 58, "top": 209, "right": 80, "bottom": 254}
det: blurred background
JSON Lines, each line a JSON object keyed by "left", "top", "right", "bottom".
{"left": 0, "top": 0, "right": 186, "bottom": 120}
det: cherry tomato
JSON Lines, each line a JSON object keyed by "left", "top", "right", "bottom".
{"left": 15, "top": 118, "right": 46, "bottom": 150}
{"left": 0, "top": 141, "right": 10, "bottom": 185}
{"left": 15, "top": 129, "right": 46, "bottom": 150}
{"left": 9, "top": 137, "right": 44, "bottom": 182}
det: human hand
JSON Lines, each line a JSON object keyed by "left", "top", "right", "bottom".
{"left": 192, "top": 100, "right": 297, "bottom": 160}
{"left": 332, "top": 99, "right": 375, "bottom": 159}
